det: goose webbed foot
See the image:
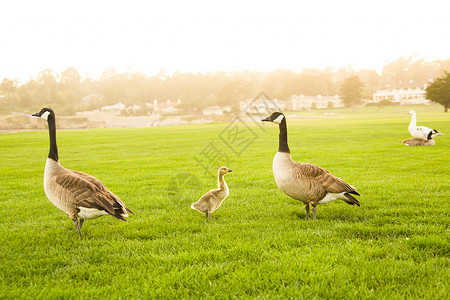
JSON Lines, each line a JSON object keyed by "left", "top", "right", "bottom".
{"left": 305, "top": 203, "right": 310, "bottom": 219}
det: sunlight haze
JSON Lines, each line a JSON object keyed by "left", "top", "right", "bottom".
{"left": 1, "top": 0, "right": 449, "bottom": 80}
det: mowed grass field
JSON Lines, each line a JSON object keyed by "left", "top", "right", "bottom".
{"left": 0, "top": 105, "right": 448, "bottom": 299}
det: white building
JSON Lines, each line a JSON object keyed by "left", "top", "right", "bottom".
{"left": 152, "top": 99, "right": 181, "bottom": 113}
{"left": 290, "top": 95, "right": 344, "bottom": 110}
{"left": 127, "top": 104, "right": 141, "bottom": 114}
{"left": 371, "top": 87, "right": 430, "bottom": 105}
{"left": 202, "top": 106, "right": 231, "bottom": 116}
{"left": 101, "top": 102, "right": 126, "bottom": 114}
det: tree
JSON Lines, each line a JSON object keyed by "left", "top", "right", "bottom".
{"left": 36, "top": 69, "right": 59, "bottom": 106}
{"left": 426, "top": 71, "right": 450, "bottom": 112}
{"left": 0, "top": 78, "right": 18, "bottom": 112}
{"left": 0, "top": 78, "right": 17, "bottom": 94}
{"left": 339, "top": 76, "right": 364, "bottom": 107}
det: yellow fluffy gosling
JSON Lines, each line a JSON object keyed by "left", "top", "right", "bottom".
{"left": 191, "top": 167, "right": 232, "bottom": 220}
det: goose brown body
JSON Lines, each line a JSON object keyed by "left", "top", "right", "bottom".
{"left": 273, "top": 152, "right": 359, "bottom": 206}
{"left": 33, "top": 108, "right": 133, "bottom": 237}
{"left": 262, "top": 112, "right": 360, "bottom": 219}
{"left": 44, "top": 158, "right": 131, "bottom": 222}
{"left": 402, "top": 131, "right": 435, "bottom": 146}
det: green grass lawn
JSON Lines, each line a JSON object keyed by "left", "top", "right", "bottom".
{"left": 0, "top": 105, "right": 448, "bottom": 299}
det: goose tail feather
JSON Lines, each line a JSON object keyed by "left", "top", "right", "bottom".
{"left": 343, "top": 193, "right": 361, "bottom": 206}
{"left": 349, "top": 190, "right": 361, "bottom": 197}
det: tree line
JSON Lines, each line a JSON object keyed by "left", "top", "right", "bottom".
{"left": 1, "top": 56, "right": 449, "bottom": 115}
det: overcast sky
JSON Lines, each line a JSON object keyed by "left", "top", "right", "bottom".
{"left": 1, "top": 0, "right": 449, "bottom": 81}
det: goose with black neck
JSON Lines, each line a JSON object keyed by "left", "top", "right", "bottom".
{"left": 262, "top": 112, "right": 361, "bottom": 219}
{"left": 32, "top": 108, "right": 134, "bottom": 237}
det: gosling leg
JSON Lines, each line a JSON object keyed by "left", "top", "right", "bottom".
{"left": 305, "top": 203, "right": 310, "bottom": 219}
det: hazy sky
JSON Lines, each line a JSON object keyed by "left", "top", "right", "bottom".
{"left": 1, "top": 0, "right": 449, "bottom": 81}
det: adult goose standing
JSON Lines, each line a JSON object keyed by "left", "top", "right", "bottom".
{"left": 402, "top": 131, "right": 435, "bottom": 146}
{"left": 408, "top": 110, "right": 443, "bottom": 139}
{"left": 32, "top": 108, "right": 134, "bottom": 237}
{"left": 262, "top": 112, "right": 360, "bottom": 219}
{"left": 191, "top": 166, "right": 232, "bottom": 220}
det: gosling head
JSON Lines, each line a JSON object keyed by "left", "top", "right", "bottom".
{"left": 408, "top": 110, "right": 416, "bottom": 115}
{"left": 218, "top": 166, "right": 233, "bottom": 176}
{"left": 262, "top": 111, "right": 285, "bottom": 124}
{"left": 32, "top": 108, "right": 55, "bottom": 121}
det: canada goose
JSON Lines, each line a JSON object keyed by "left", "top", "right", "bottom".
{"left": 32, "top": 108, "right": 134, "bottom": 237}
{"left": 408, "top": 110, "right": 443, "bottom": 139}
{"left": 402, "top": 131, "right": 435, "bottom": 146}
{"left": 262, "top": 112, "right": 360, "bottom": 219}
{"left": 191, "top": 166, "right": 232, "bottom": 220}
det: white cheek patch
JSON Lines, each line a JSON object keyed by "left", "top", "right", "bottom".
{"left": 272, "top": 114, "right": 284, "bottom": 124}
{"left": 41, "top": 111, "right": 50, "bottom": 120}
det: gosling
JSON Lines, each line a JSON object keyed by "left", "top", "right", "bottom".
{"left": 191, "top": 167, "right": 232, "bottom": 220}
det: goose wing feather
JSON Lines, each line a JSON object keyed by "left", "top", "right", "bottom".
{"left": 410, "top": 125, "right": 433, "bottom": 139}
{"left": 72, "top": 170, "right": 134, "bottom": 214}
{"left": 402, "top": 137, "right": 425, "bottom": 146}
{"left": 54, "top": 169, "right": 130, "bottom": 219}
{"left": 416, "top": 125, "right": 432, "bottom": 132}
{"left": 295, "top": 163, "right": 360, "bottom": 196}
{"left": 192, "top": 191, "right": 217, "bottom": 213}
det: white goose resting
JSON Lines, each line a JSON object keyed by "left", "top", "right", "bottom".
{"left": 408, "top": 110, "right": 443, "bottom": 139}
{"left": 262, "top": 112, "right": 360, "bottom": 219}
{"left": 32, "top": 108, "right": 134, "bottom": 237}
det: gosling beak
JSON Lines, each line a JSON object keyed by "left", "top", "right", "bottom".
{"left": 227, "top": 169, "right": 233, "bottom": 173}
{"left": 261, "top": 116, "right": 272, "bottom": 122}
{"left": 32, "top": 112, "right": 40, "bottom": 117}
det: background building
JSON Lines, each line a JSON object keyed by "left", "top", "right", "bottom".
{"left": 289, "top": 95, "right": 344, "bottom": 110}
{"left": 371, "top": 87, "right": 430, "bottom": 105}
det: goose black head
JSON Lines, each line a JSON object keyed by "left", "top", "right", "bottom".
{"left": 262, "top": 112, "right": 285, "bottom": 124}
{"left": 32, "top": 108, "right": 55, "bottom": 121}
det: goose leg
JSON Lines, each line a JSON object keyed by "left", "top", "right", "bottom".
{"left": 206, "top": 212, "right": 211, "bottom": 220}
{"left": 312, "top": 205, "right": 317, "bottom": 219}
{"left": 305, "top": 203, "right": 310, "bottom": 219}
{"left": 72, "top": 218, "right": 82, "bottom": 237}
{"left": 79, "top": 219, "right": 84, "bottom": 229}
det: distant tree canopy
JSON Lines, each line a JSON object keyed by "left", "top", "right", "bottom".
{"left": 0, "top": 56, "right": 449, "bottom": 115}
{"left": 426, "top": 71, "right": 450, "bottom": 112}
{"left": 339, "top": 76, "right": 364, "bottom": 107}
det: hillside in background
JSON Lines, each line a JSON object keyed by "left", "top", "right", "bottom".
{"left": 1, "top": 56, "right": 450, "bottom": 116}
